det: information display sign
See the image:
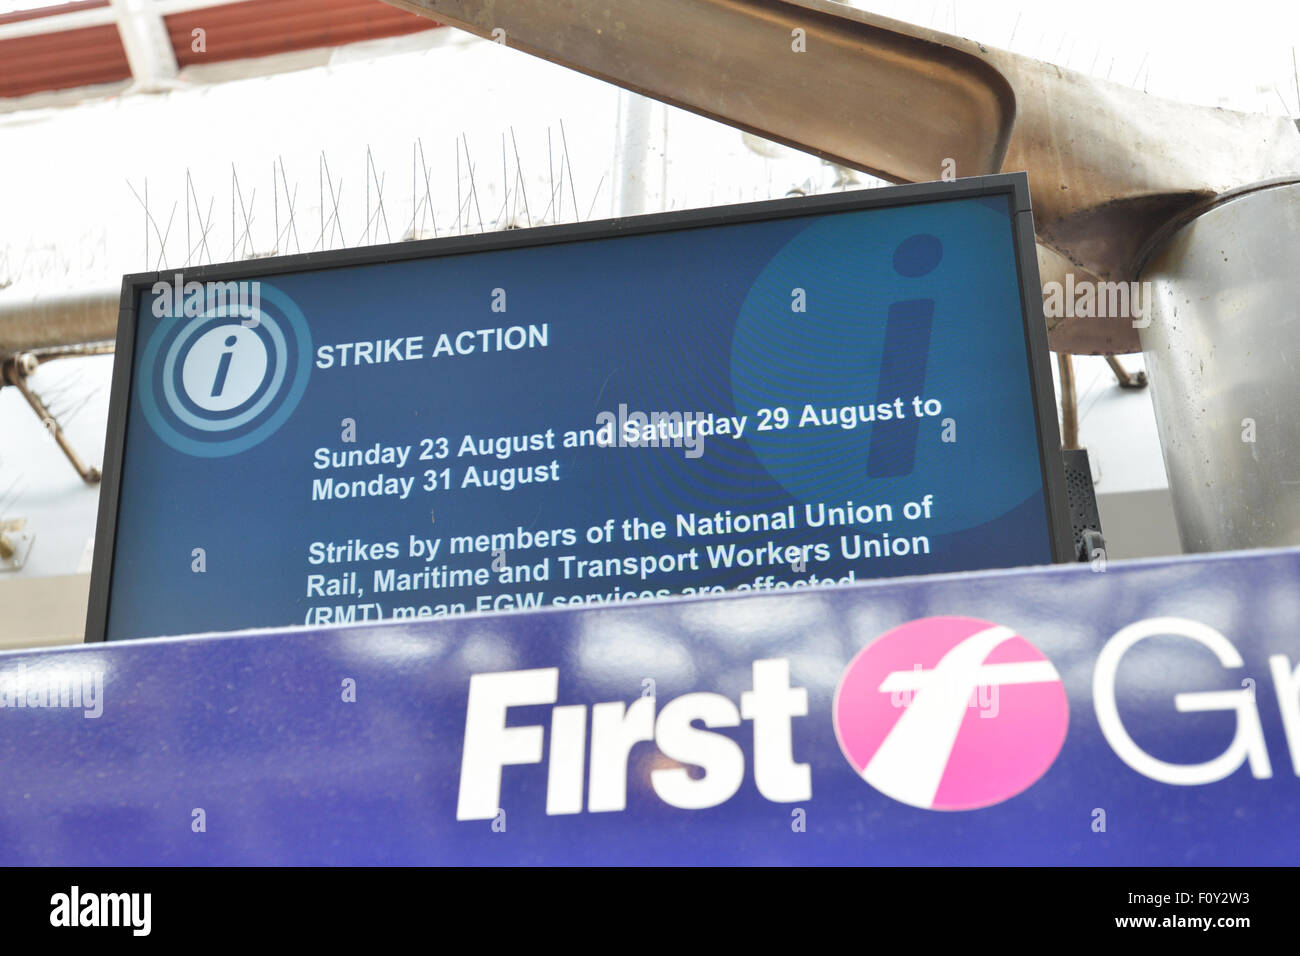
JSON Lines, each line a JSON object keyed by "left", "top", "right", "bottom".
{"left": 87, "top": 173, "right": 1070, "bottom": 642}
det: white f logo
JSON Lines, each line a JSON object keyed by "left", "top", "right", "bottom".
{"left": 834, "top": 617, "right": 1070, "bottom": 811}
{"left": 868, "top": 626, "right": 1060, "bottom": 807}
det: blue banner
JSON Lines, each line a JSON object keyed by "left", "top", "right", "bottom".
{"left": 3, "top": 545, "right": 1299, "bottom": 865}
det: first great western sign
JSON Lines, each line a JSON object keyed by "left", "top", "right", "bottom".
{"left": 2, "top": 545, "right": 1298, "bottom": 864}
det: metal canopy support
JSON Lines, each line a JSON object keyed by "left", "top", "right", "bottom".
{"left": 382, "top": 0, "right": 1300, "bottom": 355}
{"left": 1, "top": 348, "right": 112, "bottom": 485}
{"left": 108, "top": 0, "right": 179, "bottom": 91}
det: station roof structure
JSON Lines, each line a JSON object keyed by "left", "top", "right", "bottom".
{"left": 0, "top": 0, "right": 439, "bottom": 101}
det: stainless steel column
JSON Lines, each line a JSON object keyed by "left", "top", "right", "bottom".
{"left": 1138, "top": 179, "right": 1300, "bottom": 551}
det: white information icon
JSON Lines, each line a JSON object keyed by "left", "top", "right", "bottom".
{"left": 180, "top": 324, "right": 270, "bottom": 413}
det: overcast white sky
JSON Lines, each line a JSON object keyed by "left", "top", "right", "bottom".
{"left": 848, "top": 0, "right": 1300, "bottom": 114}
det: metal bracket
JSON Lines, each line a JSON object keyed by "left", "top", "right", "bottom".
{"left": 0, "top": 518, "right": 34, "bottom": 571}
{"left": 1, "top": 347, "right": 111, "bottom": 485}
{"left": 1105, "top": 354, "right": 1149, "bottom": 390}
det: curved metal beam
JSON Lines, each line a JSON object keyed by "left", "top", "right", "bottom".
{"left": 383, "top": 0, "right": 1300, "bottom": 354}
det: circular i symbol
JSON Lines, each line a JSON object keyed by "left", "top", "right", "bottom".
{"left": 137, "top": 283, "right": 312, "bottom": 457}
{"left": 180, "top": 325, "right": 269, "bottom": 413}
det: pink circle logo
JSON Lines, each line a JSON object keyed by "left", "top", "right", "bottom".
{"left": 833, "top": 616, "right": 1069, "bottom": 810}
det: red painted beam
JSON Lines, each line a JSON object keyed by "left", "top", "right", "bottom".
{"left": 0, "top": 0, "right": 442, "bottom": 100}
{"left": 0, "top": 23, "right": 130, "bottom": 98}
{"left": 167, "top": 0, "right": 441, "bottom": 68}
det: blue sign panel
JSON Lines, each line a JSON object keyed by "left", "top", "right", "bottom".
{"left": 91, "top": 175, "right": 1069, "bottom": 642}
{"left": 6, "top": 546, "right": 1299, "bottom": 865}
